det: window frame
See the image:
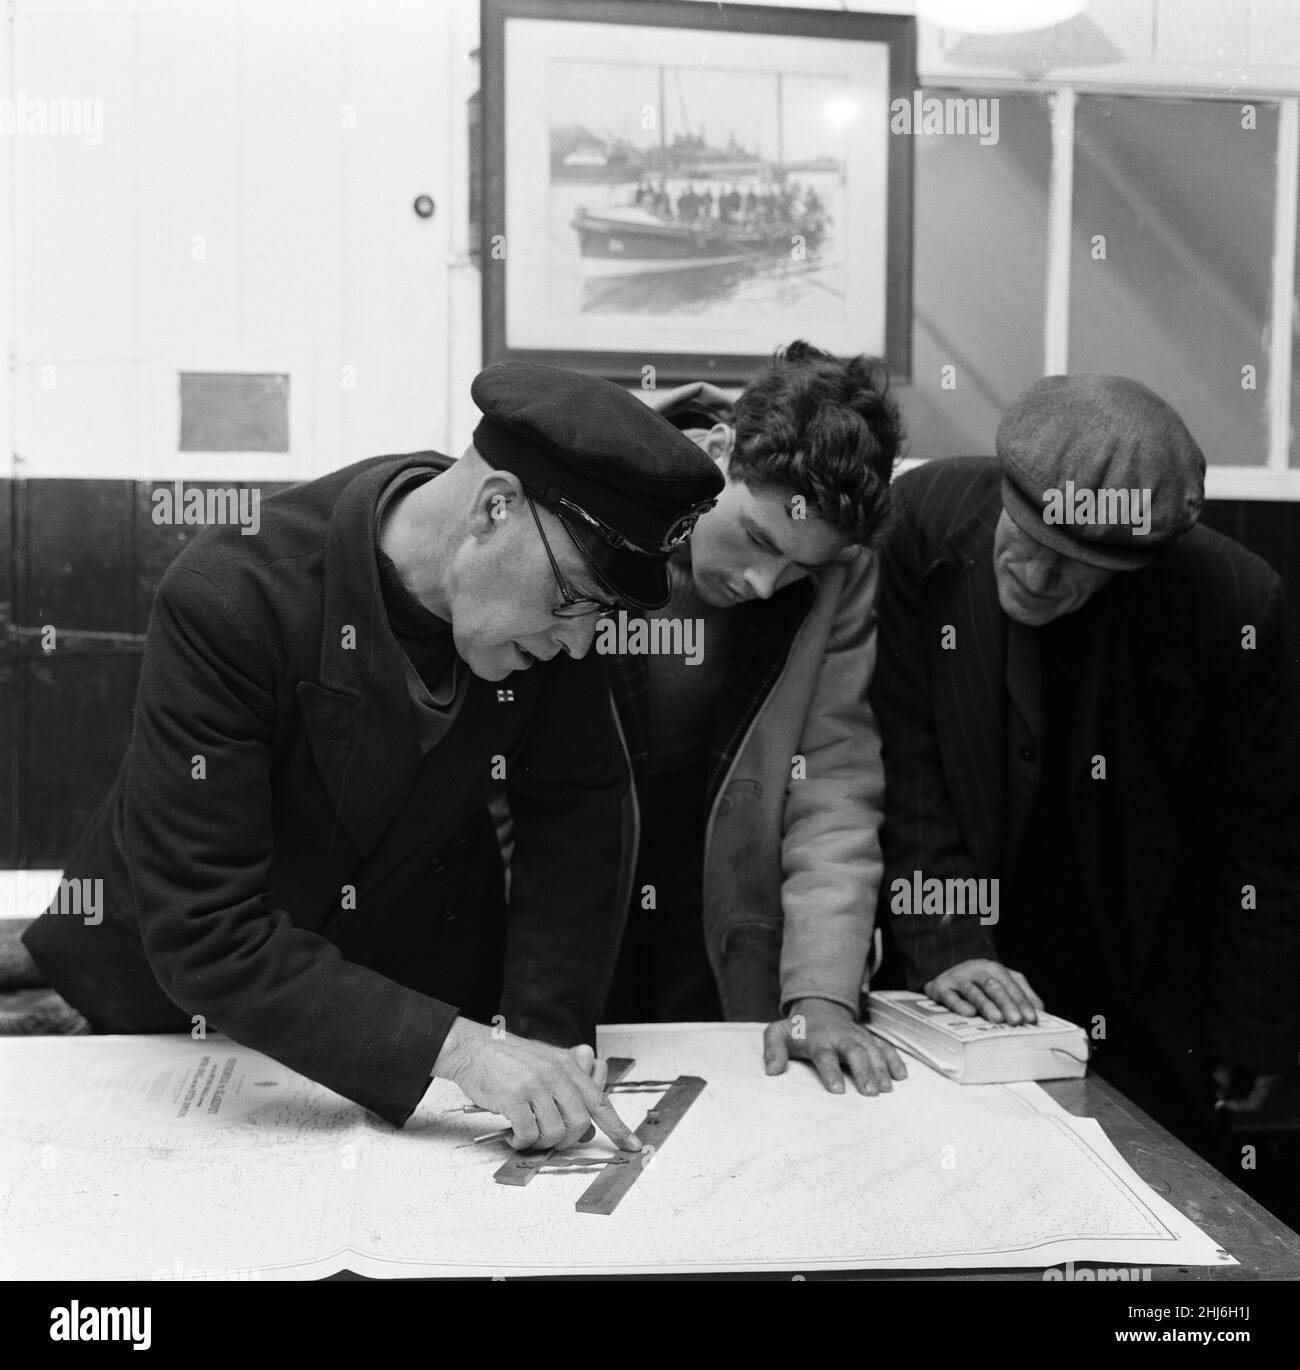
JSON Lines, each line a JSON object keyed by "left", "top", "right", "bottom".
{"left": 915, "top": 80, "right": 1300, "bottom": 502}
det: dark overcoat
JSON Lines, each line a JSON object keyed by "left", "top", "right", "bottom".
{"left": 871, "top": 458, "right": 1300, "bottom": 1104}
{"left": 24, "top": 452, "right": 627, "bottom": 1126}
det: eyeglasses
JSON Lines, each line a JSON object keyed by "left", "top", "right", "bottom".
{"left": 525, "top": 496, "right": 620, "bottom": 619}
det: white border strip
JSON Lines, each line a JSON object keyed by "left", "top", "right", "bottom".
{"left": 0, "top": 11, "right": 14, "bottom": 482}
{"left": 1268, "top": 98, "right": 1299, "bottom": 475}
{"left": 894, "top": 455, "right": 1300, "bottom": 503}
{"left": 1044, "top": 86, "right": 1075, "bottom": 376}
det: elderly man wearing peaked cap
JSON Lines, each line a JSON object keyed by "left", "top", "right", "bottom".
{"left": 22, "top": 363, "right": 722, "bottom": 1153}
{"left": 870, "top": 374, "right": 1300, "bottom": 1158}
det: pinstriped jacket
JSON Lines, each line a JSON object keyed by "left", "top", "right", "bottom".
{"left": 871, "top": 457, "right": 1300, "bottom": 1086}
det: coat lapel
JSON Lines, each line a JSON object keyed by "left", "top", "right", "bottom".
{"left": 709, "top": 579, "right": 815, "bottom": 807}
{"left": 929, "top": 504, "right": 1006, "bottom": 877}
{"left": 1002, "top": 619, "right": 1043, "bottom": 869}
{"left": 1084, "top": 572, "right": 1194, "bottom": 980}
{"left": 1069, "top": 569, "right": 1199, "bottom": 983}
{"left": 297, "top": 456, "right": 436, "bottom": 855}
{"left": 606, "top": 652, "right": 651, "bottom": 799}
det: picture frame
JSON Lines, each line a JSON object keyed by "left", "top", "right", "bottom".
{"left": 480, "top": 0, "right": 915, "bottom": 384}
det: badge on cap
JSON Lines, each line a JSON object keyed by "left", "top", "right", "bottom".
{"left": 542, "top": 487, "right": 716, "bottom": 558}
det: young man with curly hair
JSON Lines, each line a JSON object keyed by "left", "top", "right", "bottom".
{"left": 606, "top": 342, "right": 906, "bottom": 1096}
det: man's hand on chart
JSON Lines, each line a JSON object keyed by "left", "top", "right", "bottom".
{"left": 923, "top": 958, "right": 1044, "bottom": 1026}
{"left": 433, "top": 1017, "right": 641, "bottom": 1152}
{"left": 764, "top": 997, "right": 908, "bottom": 1096}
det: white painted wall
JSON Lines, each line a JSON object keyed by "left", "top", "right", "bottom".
{"left": 8, "top": 0, "right": 463, "bottom": 481}
{"left": 0, "top": 14, "right": 13, "bottom": 478}
{"left": 5, "top": 0, "right": 1300, "bottom": 484}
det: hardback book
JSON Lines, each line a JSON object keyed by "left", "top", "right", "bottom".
{"left": 866, "top": 990, "right": 1089, "bottom": 1084}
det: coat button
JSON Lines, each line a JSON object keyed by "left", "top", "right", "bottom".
{"left": 1018, "top": 744, "right": 1036, "bottom": 763}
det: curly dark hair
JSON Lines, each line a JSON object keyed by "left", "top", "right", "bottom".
{"left": 729, "top": 340, "right": 903, "bottom": 545}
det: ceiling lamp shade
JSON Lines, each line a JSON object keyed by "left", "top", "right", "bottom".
{"left": 918, "top": 0, "right": 1089, "bottom": 34}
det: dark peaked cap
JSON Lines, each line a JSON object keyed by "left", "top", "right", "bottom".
{"left": 471, "top": 362, "right": 724, "bottom": 609}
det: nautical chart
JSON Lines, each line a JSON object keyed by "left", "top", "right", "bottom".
{"left": 0, "top": 1025, "right": 1232, "bottom": 1278}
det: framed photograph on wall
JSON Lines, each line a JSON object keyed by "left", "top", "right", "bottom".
{"left": 480, "top": 0, "right": 915, "bottom": 383}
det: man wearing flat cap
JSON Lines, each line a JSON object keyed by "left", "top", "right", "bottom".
{"left": 871, "top": 374, "right": 1300, "bottom": 1145}
{"left": 22, "top": 362, "right": 722, "bottom": 1153}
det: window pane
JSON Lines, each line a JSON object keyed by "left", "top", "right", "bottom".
{"left": 1070, "top": 96, "right": 1275, "bottom": 468}
{"left": 904, "top": 92, "right": 1051, "bottom": 460}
